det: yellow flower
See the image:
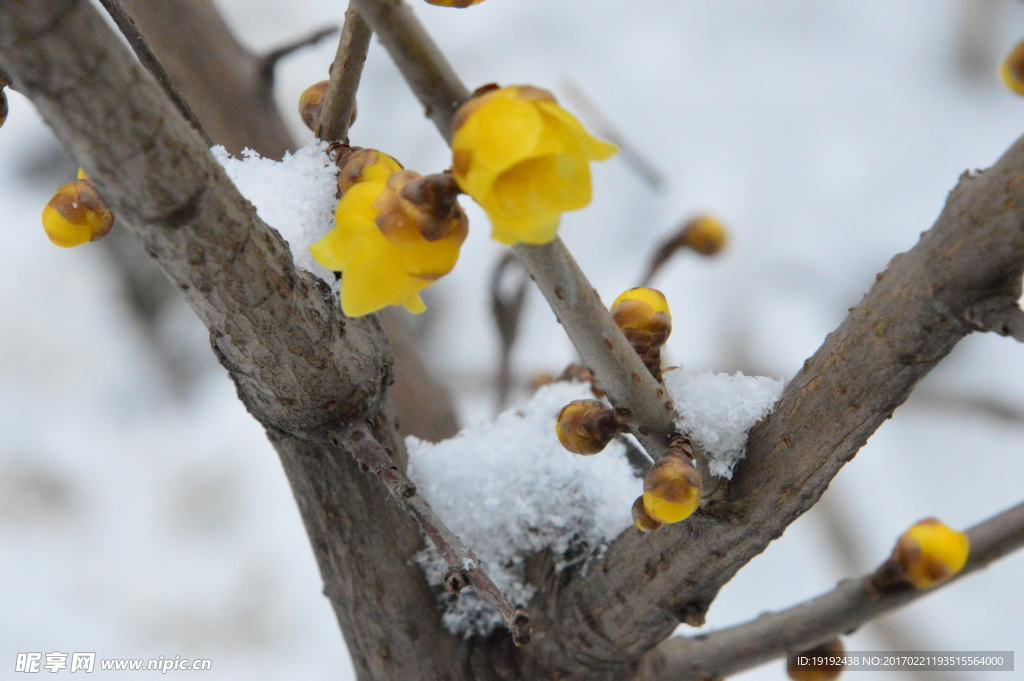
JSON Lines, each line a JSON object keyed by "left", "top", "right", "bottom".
{"left": 891, "top": 518, "right": 970, "bottom": 590}
{"left": 451, "top": 85, "right": 617, "bottom": 245}
{"left": 310, "top": 149, "right": 468, "bottom": 317}
{"left": 1001, "top": 39, "right": 1024, "bottom": 96}
{"left": 41, "top": 169, "right": 114, "bottom": 248}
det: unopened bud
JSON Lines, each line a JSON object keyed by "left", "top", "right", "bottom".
{"left": 680, "top": 215, "right": 727, "bottom": 256}
{"left": 642, "top": 452, "right": 702, "bottom": 523}
{"left": 425, "top": 0, "right": 487, "bottom": 7}
{"left": 611, "top": 287, "right": 671, "bottom": 380}
{"left": 786, "top": 639, "right": 844, "bottom": 681}
{"left": 42, "top": 177, "right": 114, "bottom": 248}
{"left": 299, "top": 80, "right": 329, "bottom": 132}
{"left": 873, "top": 518, "right": 969, "bottom": 591}
{"left": 1001, "top": 40, "right": 1024, "bottom": 96}
{"left": 331, "top": 145, "right": 403, "bottom": 196}
{"left": 374, "top": 170, "right": 468, "bottom": 247}
{"left": 555, "top": 399, "right": 623, "bottom": 455}
{"left": 631, "top": 495, "right": 662, "bottom": 532}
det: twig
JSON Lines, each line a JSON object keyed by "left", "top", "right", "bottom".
{"left": 96, "top": 0, "right": 211, "bottom": 146}
{"left": 513, "top": 242, "right": 678, "bottom": 459}
{"left": 317, "top": 4, "right": 372, "bottom": 143}
{"left": 349, "top": 0, "right": 681, "bottom": 461}
{"left": 490, "top": 251, "right": 529, "bottom": 414}
{"left": 963, "top": 294, "right": 1024, "bottom": 342}
{"left": 641, "top": 500, "right": 1024, "bottom": 681}
{"left": 337, "top": 422, "right": 532, "bottom": 645}
{"left": 561, "top": 79, "right": 666, "bottom": 191}
{"left": 258, "top": 25, "right": 337, "bottom": 84}
{"left": 258, "top": 25, "right": 339, "bottom": 82}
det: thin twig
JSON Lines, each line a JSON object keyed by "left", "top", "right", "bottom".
{"left": 349, "top": 0, "right": 681, "bottom": 461}
{"left": 641, "top": 500, "right": 1024, "bottom": 681}
{"left": 97, "top": 0, "right": 211, "bottom": 146}
{"left": 336, "top": 422, "right": 532, "bottom": 645}
{"left": 561, "top": 79, "right": 666, "bottom": 191}
{"left": 317, "top": 3, "right": 372, "bottom": 143}
{"left": 258, "top": 25, "right": 339, "bottom": 82}
{"left": 963, "top": 294, "right": 1024, "bottom": 342}
{"left": 490, "top": 251, "right": 529, "bottom": 414}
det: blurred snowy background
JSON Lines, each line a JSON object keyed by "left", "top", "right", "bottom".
{"left": 3, "top": 0, "right": 1024, "bottom": 678}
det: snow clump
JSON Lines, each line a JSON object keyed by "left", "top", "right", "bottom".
{"left": 212, "top": 142, "right": 338, "bottom": 284}
{"left": 663, "top": 367, "right": 784, "bottom": 478}
{"left": 406, "top": 381, "right": 642, "bottom": 638}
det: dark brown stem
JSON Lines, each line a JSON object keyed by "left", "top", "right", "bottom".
{"left": 317, "top": 2, "right": 372, "bottom": 143}
{"left": 339, "top": 422, "right": 532, "bottom": 645}
{"left": 97, "top": 0, "right": 211, "bottom": 145}
{"left": 638, "top": 500, "right": 1024, "bottom": 681}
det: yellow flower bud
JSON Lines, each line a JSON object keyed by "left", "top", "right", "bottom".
{"left": 451, "top": 85, "right": 617, "bottom": 245}
{"left": 787, "top": 639, "right": 844, "bottom": 681}
{"left": 610, "top": 287, "right": 671, "bottom": 380}
{"left": 631, "top": 495, "right": 662, "bottom": 532}
{"left": 555, "top": 399, "right": 622, "bottom": 455}
{"left": 884, "top": 518, "right": 970, "bottom": 590}
{"left": 42, "top": 178, "right": 114, "bottom": 248}
{"left": 299, "top": 80, "right": 329, "bottom": 132}
{"left": 643, "top": 452, "right": 702, "bottom": 524}
{"left": 332, "top": 146, "right": 404, "bottom": 196}
{"left": 425, "top": 0, "right": 486, "bottom": 5}
{"left": 310, "top": 151, "right": 468, "bottom": 317}
{"left": 1000, "top": 39, "right": 1024, "bottom": 96}
{"left": 679, "top": 215, "right": 728, "bottom": 256}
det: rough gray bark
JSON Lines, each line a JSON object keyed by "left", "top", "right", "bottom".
{"left": 119, "top": 0, "right": 292, "bottom": 160}
{"left": 0, "top": 3, "right": 474, "bottom": 679}
{"left": 7, "top": 0, "right": 1024, "bottom": 679}
{"left": 638, "top": 500, "right": 1024, "bottom": 680}
{"left": 119, "top": 0, "right": 461, "bottom": 441}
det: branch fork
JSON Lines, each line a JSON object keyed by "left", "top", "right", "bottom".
{"left": 335, "top": 422, "right": 532, "bottom": 645}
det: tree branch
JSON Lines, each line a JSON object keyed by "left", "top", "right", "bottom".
{"left": 317, "top": 2, "right": 371, "bottom": 143}
{"left": 338, "top": 422, "right": 532, "bottom": 645}
{"left": 0, "top": 3, "right": 476, "bottom": 678}
{"left": 258, "top": 24, "right": 339, "bottom": 81}
{"left": 313, "top": 1, "right": 1024, "bottom": 677}
{"left": 638, "top": 500, "right": 1024, "bottom": 680}
{"left": 963, "top": 294, "right": 1024, "bottom": 342}
{"left": 120, "top": 0, "right": 460, "bottom": 444}
{"left": 349, "top": 0, "right": 679, "bottom": 463}
{"left": 97, "top": 0, "right": 211, "bottom": 145}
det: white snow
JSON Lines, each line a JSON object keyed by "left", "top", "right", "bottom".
{"left": 406, "top": 381, "right": 641, "bottom": 638}
{"left": 664, "top": 367, "right": 785, "bottom": 478}
{"left": 211, "top": 143, "right": 338, "bottom": 284}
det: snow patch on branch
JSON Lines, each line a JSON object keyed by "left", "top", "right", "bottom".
{"left": 664, "top": 367, "right": 784, "bottom": 478}
{"left": 406, "top": 381, "right": 641, "bottom": 638}
{"left": 212, "top": 142, "right": 338, "bottom": 284}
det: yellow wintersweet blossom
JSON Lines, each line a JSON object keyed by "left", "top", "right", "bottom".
{"left": 310, "top": 149, "right": 468, "bottom": 317}
{"left": 451, "top": 85, "right": 617, "bottom": 245}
